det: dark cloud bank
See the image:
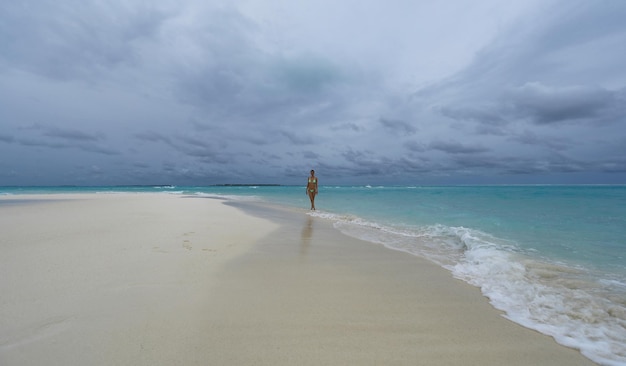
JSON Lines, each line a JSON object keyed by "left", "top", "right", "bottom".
{"left": 1, "top": 0, "right": 625, "bottom": 185}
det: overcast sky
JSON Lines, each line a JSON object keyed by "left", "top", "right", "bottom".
{"left": 1, "top": 0, "right": 625, "bottom": 185}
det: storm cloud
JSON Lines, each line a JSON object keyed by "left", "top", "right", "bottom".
{"left": 1, "top": 0, "right": 625, "bottom": 185}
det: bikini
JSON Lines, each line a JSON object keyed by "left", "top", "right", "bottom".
{"left": 308, "top": 177, "right": 317, "bottom": 192}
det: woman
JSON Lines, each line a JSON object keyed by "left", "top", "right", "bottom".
{"left": 306, "top": 169, "right": 318, "bottom": 210}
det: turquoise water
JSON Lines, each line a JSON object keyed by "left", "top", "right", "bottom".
{"left": 2, "top": 185, "right": 625, "bottom": 365}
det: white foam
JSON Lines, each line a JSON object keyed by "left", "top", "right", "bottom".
{"left": 165, "top": 191, "right": 185, "bottom": 195}
{"left": 312, "top": 210, "right": 626, "bottom": 366}
{"left": 192, "top": 192, "right": 262, "bottom": 202}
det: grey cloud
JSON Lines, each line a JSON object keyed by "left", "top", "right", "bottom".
{"left": 504, "top": 159, "right": 585, "bottom": 175}
{"left": 190, "top": 121, "right": 213, "bottom": 132}
{"left": 340, "top": 149, "right": 390, "bottom": 175}
{"left": 17, "top": 137, "right": 118, "bottom": 155}
{"left": 435, "top": 82, "right": 625, "bottom": 128}
{"left": 599, "top": 160, "right": 626, "bottom": 173}
{"left": 0, "top": 1, "right": 173, "bottom": 80}
{"left": 42, "top": 126, "right": 104, "bottom": 142}
{"left": 379, "top": 118, "right": 417, "bottom": 135}
{"left": 424, "top": 2, "right": 626, "bottom": 127}
{"left": 509, "top": 152, "right": 616, "bottom": 175}
{"left": 273, "top": 55, "right": 344, "bottom": 94}
{"left": 135, "top": 130, "right": 231, "bottom": 164}
{"left": 292, "top": 141, "right": 622, "bottom": 183}
{"left": 21, "top": 124, "right": 105, "bottom": 142}
{"left": 280, "top": 131, "right": 314, "bottom": 145}
{"left": 240, "top": 134, "right": 273, "bottom": 146}
{"left": 448, "top": 154, "right": 585, "bottom": 175}
{"left": 336, "top": 148, "right": 435, "bottom": 178}
{"left": 178, "top": 135, "right": 213, "bottom": 150}
{"left": 309, "top": 150, "right": 438, "bottom": 182}
{"left": 342, "top": 149, "right": 374, "bottom": 164}
{"left": 319, "top": 161, "right": 386, "bottom": 178}
{"left": 404, "top": 141, "right": 426, "bottom": 152}
{"left": 2, "top": 1, "right": 626, "bottom": 185}
{"left": 9, "top": 124, "right": 117, "bottom": 155}
{"left": 474, "top": 125, "right": 508, "bottom": 137}
{"left": 452, "top": 155, "right": 501, "bottom": 169}
{"left": 396, "top": 156, "right": 434, "bottom": 173}
{"left": 302, "top": 151, "right": 319, "bottom": 159}
{"left": 429, "top": 141, "right": 489, "bottom": 154}
{"left": 0, "top": 134, "right": 15, "bottom": 143}
{"left": 506, "top": 83, "right": 623, "bottom": 125}
{"left": 168, "top": 9, "right": 301, "bottom": 105}
{"left": 438, "top": 105, "right": 507, "bottom": 126}
{"left": 178, "top": 52, "right": 353, "bottom": 130}
{"left": 159, "top": 5, "right": 366, "bottom": 135}
{"left": 457, "top": 1, "right": 626, "bottom": 86}
{"left": 134, "top": 131, "right": 172, "bottom": 144}
{"left": 18, "top": 138, "right": 67, "bottom": 149}
{"left": 510, "top": 130, "right": 573, "bottom": 151}
{"left": 331, "top": 123, "right": 365, "bottom": 132}
{"left": 132, "top": 162, "right": 151, "bottom": 169}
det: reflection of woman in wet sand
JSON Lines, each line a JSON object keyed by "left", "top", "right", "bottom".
{"left": 300, "top": 215, "right": 313, "bottom": 260}
{"left": 306, "top": 170, "right": 318, "bottom": 210}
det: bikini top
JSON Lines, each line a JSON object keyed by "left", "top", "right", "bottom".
{"left": 308, "top": 177, "right": 317, "bottom": 184}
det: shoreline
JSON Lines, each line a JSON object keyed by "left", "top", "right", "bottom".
{"left": 216, "top": 200, "right": 598, "bottom": 365}
{"left": 1, "top": 193, "right": 598, "bottom": 365}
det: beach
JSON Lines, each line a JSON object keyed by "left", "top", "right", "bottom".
{"left": 0, "top": 193, "right": 598, "bottom": 365}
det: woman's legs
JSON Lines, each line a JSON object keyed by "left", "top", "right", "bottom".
{"left": 308, "top": 191, "right": 316, "bottom": 210}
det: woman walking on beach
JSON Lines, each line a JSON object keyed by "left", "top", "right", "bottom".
{"left": 306, "top": 170, "right": 318, "bottom": 210}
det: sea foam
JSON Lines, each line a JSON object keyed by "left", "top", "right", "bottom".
{"left": 310, "top": 210, "right": 626, "bottom": 366}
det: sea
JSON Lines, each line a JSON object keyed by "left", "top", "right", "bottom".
{"left": 2, "top": 184, "right": 625, "bottom": 366}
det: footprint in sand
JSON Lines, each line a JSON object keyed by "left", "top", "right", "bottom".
{"left": 182, "top": 232, "right": 195, "bottom": 250}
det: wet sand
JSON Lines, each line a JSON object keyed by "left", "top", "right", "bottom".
{"left": 201, "top": 201, "right": 597, "bottom": 365}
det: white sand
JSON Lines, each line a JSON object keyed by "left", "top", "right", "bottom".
{"left": 0, "top": 194, "right": 277, "bottom": 365}
{"left": 0, "top": 194, "right": 598, "bottom": 365}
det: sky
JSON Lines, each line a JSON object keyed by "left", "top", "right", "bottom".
{"left": 1, "top": 0, "right": 626, "bottom": 186}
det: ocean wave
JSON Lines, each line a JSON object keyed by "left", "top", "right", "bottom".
{"left": 310, "top": 210, "right": 626, "bottom": 366}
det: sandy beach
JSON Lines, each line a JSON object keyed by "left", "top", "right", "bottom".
{"left": 0, "top": 194, "right": 597, "bottom": 365}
